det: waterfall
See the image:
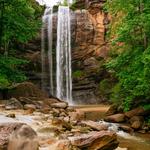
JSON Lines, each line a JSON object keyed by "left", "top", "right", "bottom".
{"left": 41, "top": 7, "right": 54, "bottom": 95}
{"left": 40, "top": 0, "right": 73, "bottom": 104}
{"left": 56, "top": 6, "right": 72, "bottom": 104}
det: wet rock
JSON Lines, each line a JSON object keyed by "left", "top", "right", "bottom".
{"left": 55, "top": 140, "right": 73, "bottom": 150}
{"left": 64, "top": 117, "right": 70, "bottom": 122}
{"left": 115, "top": 147, "right": 128, "bottom": 150}
{"left": 0, "top": 104, "right": 5, "bottom": 109}
{"left": 40, "top": 106, "right": 51, "bottom": 114}
{"left": 8, "top": 124, "right": 38, "bottom": 150}
{"left": 46, "top": 140, "right": 79, "bottom": 150}
{"left": 81, "top": 120, "right": 108, "bottom": 131}
{"left": 125, "top": 107, "right": 145, "bottom": 118}
{"left": 5, "top": 98, "right": 23, "bottom": 110}
{"left": 52, "top": 108, "right": 60, "bottom": 117}
{"left": 51, "top": 102, "right": 68, "bottom": 109}
{"left": 67, "top": 107, "right": 76, "bottom": 112}
{"left": 0, "top": 123, "right": 24, "bottom": 149}
{"left": 71, "top": 126, "right": 91, "bottom": 134}
{"left": 60, "top": 112, "right": 67, "bottom": 117}
{"left": 39, "top": 137, "right": 57, "bottom": 147}
{"left": 6, "top": 113, "right": 16, "bottom": 118}
{"left": 69, "top": 110, "right": 85, "bottom": 121}
{"left": 104, "top": 114, "right": 125, "bottom": 123}
{"left": 119, "top": 125, "right": 133, "bottom": 133}
{"left": 43, "top": 98, "right": 61, "bottom": 106}
{"left": 24, "top": 104, "right": 36, "bottom": 111}
{"left": 129, "top": 116, "right": 144, "bottom": 129}
{"left": 69, "top": 131, "right": 118, "bottom": 150}
{"left": 106, "top": 104, "right": 118, "bottom": 116}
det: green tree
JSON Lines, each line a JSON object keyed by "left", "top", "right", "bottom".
{"left": 0, "top": 0, "right": 42, "bottom": 90}
{"left": 105, "top": 0, "right": 150, "bottom": 111}
{"left": 0, "top": 0, "right": 42, "bottom": 54}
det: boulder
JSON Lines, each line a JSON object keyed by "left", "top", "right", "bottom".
{"left": 106, "top": 105, "right": 118, "bottom": 116}
{"left": 69, "top": 110, "right": 85, "bottom": 121}
{"left": 104, "top": 114, "right": 125, "bottom": 123}
{"left": 0, "top": 123, "right": 37, "bottom": 150}
{"left": 43, "top": 98, "right": 61, "bottom": 106}
{"left": 51, "top": 102, "right": 68, "bottom": 109}
{"left": 8, "top": 124, "right": 38, "bottom": 150}
{"left": 129, "top": 116, "right": 144, "bottom": 129}
{"left": 5, "top": 98, "right": 23, "bottom": 110}
{"left": 119, "top": 125, "right": 134, "bottom": 133}
{"left": 125, "top": 107, "right": 145, "bottom": 118}
{"left": 81, "top": 120, "right": 108, "bottom": 131}
{"left": 6, "top": 113, "right": 16, "bottom": 118}
{"left": 55, "top": 140, "right": 75, "bottom": 150}
{"left": 8, "top": 82, "right": 48, "bottom": 99}
{"left": 69, "top": 131, "right": 118, "bottom": 150}
{"left": 115, "top": 147, "right": 128, "bottom": 150}
{"left": 24, "top": 104, "right": 36, "bottom": 111}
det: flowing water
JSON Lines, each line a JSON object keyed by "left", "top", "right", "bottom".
{"left": 41, "top": 1, "right": 73, "bottom": 104}
{"left": 75, "top": 105, "right": 150, "bottom": 150}
{"left": 41, "top": 7, "right": 54, "bottom": 95}
{"left": 56, "top": 6, "right": 72, "bottom": 104}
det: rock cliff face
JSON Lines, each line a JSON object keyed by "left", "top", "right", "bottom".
{"left": 71, "top": 0, "right": 110, "bottom": 104}
{"left": 23, "top": 0, "right": 110, "bottom": 104}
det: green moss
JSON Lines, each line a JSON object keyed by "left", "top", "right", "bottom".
{"left": 143, "top": 104, "right": 150, "bottom": 111}
{"left": 98, "top": 79, "right": 114, "bottom": 99}
{"left": 72, "top": 70, "right": 85, "bottom": 78}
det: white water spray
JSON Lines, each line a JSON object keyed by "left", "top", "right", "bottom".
{"left": 41, "top": 7, "right": 54, "bottom": 95}
{"left": 56, "top": 6, "right": 72, "bottom": 103}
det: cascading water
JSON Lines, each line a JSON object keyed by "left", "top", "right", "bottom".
{"left": 41, "top": 7, "right": 54, "bottom": 95}
{"left": 40, "top": 0, "right": 73, "bottom": 104}
{"left": 56, "top": 6, "right": 72, "bottom": 104}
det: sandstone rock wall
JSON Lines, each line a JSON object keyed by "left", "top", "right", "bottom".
{"left": 71, "top": 0, "right": 110, "bottom": 104}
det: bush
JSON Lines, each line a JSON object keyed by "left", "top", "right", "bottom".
{"left": 0, "top": 56, "right": 28, "bottom": 89}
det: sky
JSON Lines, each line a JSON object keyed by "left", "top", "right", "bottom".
{"left": 36, "top": 0, "right": 73, "bottom": 7}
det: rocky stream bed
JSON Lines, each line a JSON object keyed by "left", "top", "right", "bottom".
{"left": 0, "top": 98, "right": 149, "bottom": 150}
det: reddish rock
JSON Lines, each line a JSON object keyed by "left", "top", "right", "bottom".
{"left": 51, "top": 102, "right": 68, "bottom": 109}
{"left": 24, "top": 104, "right": 36, "bottom": 111}
{"left": 81, "top": 120, "right": 108, "bottom": 131}
{"left": 0, "top": 123, "right": 23, "bottom": 149}
{"left": 69, "top": 131, "right": 118, "bottom": 150}
{"left": 129, "top": 116, "right": 144, "bottom": 129}
{"left": 8, "top": 82, "right": 48, "bottom": 99}
{"left": 43, "top": 98, "right": 61, "bottom": 106}
{"left": 125, "top": 107, "right": 145, "bottom": 118}
{"left": 106, "top": 105, "right": 118, "bottom": 116}
{"left": 69, "top": 110, "right": 85, "bottom": 121}
{"left": 104, "top": 114, "right": 125, "bottom": 123}
{"left": 0, "top": 123, "right": 38, "bottom": 150}
{"left": 119, "top": 125, "right": 134, "bottom": 133}
{"left": 56, "top": 140, "right": 73, "bottom": 150}
{"left": 8, "top": 124, "right": 38, "bottom": 150}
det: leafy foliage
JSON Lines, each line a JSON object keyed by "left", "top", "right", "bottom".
{"left": 105, "top": 0, "right": 150, "bottom": 111}
{"left": 0, "top": 56, "right": 28, "bottom": 89}
{"left": 0, "top": 0, "right": 42, "bottom": 52}
{"left": 0, "top": 0, "right": 42, "bottom": 89}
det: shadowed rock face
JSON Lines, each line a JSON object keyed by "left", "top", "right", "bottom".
{"left": 22, "top": 0, "right": 110, "bottom": 104}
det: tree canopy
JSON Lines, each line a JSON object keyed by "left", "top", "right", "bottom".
{"left": 105, "top": 0, "right": 150, "bottom": 111}
{"left": 0, "top": 0, "right": 42, "bottom": 88}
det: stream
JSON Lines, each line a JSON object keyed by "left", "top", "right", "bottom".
{"left": 75, "top": 105, "right": 150, "bottom": 150}
{"left": 0, "top": 106, "right": 149, "bottom": 150}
